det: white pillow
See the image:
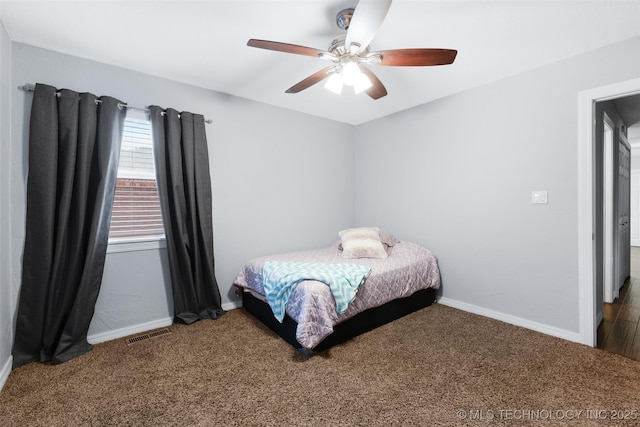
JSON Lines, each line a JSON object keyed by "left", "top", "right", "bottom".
{"left": 338, "top": 227, "right": 388, "bottom": 259}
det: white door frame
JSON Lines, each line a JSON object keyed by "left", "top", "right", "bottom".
{"left": 578, "top": 77, "right": 640, "bottom": 347}
{"left": 603, "top": 112, "right": 615, "bottom": 304}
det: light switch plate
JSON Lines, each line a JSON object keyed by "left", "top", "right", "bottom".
{"left": 531, "top": 190, "right": 548, "bottom": 204}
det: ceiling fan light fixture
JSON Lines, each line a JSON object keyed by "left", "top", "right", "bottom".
{"left": 353, "top": 71, "right": 373, "bottom": 94}
{"left": 247, "top": 1, "right": 457, "bottom": 101}
{"left": 325, "top": 73, "right": 344, "bottom": 94}
{"left": 341, "top": 61, "right": 361, "bottom": 86}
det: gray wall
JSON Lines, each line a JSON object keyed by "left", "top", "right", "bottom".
{"left": 354, "top": 37, "right": 640, "bottom": 335}
{"left": 0, "top": 19, "right": 13, "bottom": 385}
{"left": 9, "top": 43, "right": 355, "bottom": 340}
{"left": 90, "top": 248, "right": 173, "bottom": 340}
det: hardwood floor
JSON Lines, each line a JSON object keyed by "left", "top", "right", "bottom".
{"left": 598, "top": 246, "right": 640, "bottom": 359}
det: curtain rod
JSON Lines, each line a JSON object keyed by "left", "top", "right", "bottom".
{"left": 19, "top": 83, "right": 213, "bottom": 124}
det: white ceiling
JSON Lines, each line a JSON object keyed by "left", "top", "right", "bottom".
{"left": 1, "top": 0, "right": 639, "bottom": 125}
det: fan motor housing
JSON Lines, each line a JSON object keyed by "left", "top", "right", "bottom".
{"left": 328, "top": 34, "right": 347, "bottom": 55}
{"left": 336, "top": 8, "right": 355, "bottom": 30}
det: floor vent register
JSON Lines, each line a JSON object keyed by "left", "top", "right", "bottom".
{"left": 125, "top": 328, "right": 172, "bottom": 346}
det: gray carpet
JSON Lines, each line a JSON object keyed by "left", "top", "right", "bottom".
{"left": 1, "top": 303, "right": 640, "bottom": 426}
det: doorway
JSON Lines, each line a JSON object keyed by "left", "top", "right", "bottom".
{"left": 599, "top": 101, "right": 640, "bottom": 358}
{"left": 577, "top": 78, "right": 640, "bottom": 347}
{"left": 601, "top": 107, "right": 632, "bottom": 309}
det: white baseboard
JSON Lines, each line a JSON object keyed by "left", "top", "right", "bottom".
{"left": 437, "top": 297, "right": 583, "bottom": 345}
{"left": 0, "top": 355, "right": 12, "bottom": 394}
{"left": 88, "top": 302, "right": 241, "bottom": 345}
{"left": 88, "top": 317, "right": 173, "bottom": 345}
{"left": 223, "top": 301, "right": 242, "bottom": 311}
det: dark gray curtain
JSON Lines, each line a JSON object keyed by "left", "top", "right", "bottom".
{"left": 149, "top": 106, "right": 225, "bottom": 324}
{"left": 12, "top": 84, "right": 126, "bottom": 368}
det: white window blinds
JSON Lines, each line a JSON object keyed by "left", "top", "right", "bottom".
{"left": 109, "top": 112, "right": 164, "bottom": 241}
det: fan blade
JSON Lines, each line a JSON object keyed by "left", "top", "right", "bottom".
{"left": 345, "top": 0, "right": 392, "bottom": 53}
{"left": 247, "top": 39, "right": 326, "bottom": 58}
{"left": 376, "top": 48, "right": 458, "bottom": 66}
{"left": 360, "top": 66, "right": 387, "bottom": 100}
{"left": 285, "top": 67, "right": 336, "bottom": 94}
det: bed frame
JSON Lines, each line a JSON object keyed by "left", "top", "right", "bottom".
{"left": 241, "top": 287, "right": 436, "bottom": 354}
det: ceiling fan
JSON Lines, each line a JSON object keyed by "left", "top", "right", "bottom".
{"left": 247, "top": 0, "right": 457, "bottom": 100}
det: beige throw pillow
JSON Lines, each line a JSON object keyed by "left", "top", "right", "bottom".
{"left": 338, "top": 227, "right": 388, "bottom": 259}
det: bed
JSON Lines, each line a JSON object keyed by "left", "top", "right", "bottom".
{"left": 233, "top": 229, "right": 441, "bottom": 354}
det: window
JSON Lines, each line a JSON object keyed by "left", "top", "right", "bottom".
{"left": 108, "top": 110, "right": 164, "bottom": 250}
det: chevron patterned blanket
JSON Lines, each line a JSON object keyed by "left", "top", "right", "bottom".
{"left": 263, "top": 261, "right": 372, "bottom": 322}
